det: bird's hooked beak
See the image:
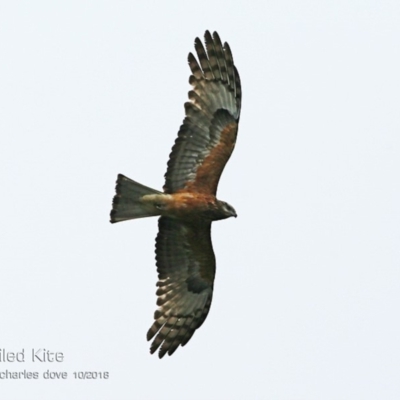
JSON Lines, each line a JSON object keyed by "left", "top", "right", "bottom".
{"left": 229, "top": 205, "right": 237, "bottom": 218}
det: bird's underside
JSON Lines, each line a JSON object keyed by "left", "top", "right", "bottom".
{"left": 110, "top": 31, "right": 241, "bottom": 358}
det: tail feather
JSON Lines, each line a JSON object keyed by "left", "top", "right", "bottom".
{"left": 110, "top": 174, "right": 162, "bottom": 223}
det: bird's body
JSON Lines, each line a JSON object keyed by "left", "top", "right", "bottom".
{"left": 110, "top": 31, "right": 241, "bottom": 358}
{"left": 141, "top": 192, "right": 231, "bottom": 221}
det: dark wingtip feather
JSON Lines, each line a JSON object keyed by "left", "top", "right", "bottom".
{"left": 194, "top": 37, "right": 213, "bottom": 79}
{"left": 188, "top": 52, "right": 202, "bottom": 79}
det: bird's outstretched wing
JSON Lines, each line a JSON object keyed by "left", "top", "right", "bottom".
{"left": 147, "top": 217, "right": 215, "bottom": 358}
{"left": 164, "top": 31, "right": 241, "bottom": 195}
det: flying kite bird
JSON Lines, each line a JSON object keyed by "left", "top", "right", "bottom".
{"left": 110, "top": 31, "right": 241, "bottom": 358}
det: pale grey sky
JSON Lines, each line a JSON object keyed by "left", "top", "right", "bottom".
{"left": 1, "top": 1, "right": 400, "bottom": 399}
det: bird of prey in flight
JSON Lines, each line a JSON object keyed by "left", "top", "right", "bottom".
{"left": 110, "top": 31, "right": 241, "bottom": 358}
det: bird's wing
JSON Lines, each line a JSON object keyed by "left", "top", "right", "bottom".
{"left": 164, "top": 30, "right": 241, "bottom": 195}
{"left": 147, "top": 216, "right": 215, "bottom": 358}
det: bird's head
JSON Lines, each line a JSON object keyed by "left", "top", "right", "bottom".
{"left": 217, "top": 200, "right": 237, "bottom": 219}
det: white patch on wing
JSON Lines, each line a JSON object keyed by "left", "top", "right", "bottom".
{"left": 142, "top": 194, "right": 173, "bottom": 202}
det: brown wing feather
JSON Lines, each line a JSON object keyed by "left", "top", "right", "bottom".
{"left": 147, "top": 217, "right": 215, "bottom": 358}
{"left": 164, "top": 31, "right": 241, "bottom": 195}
